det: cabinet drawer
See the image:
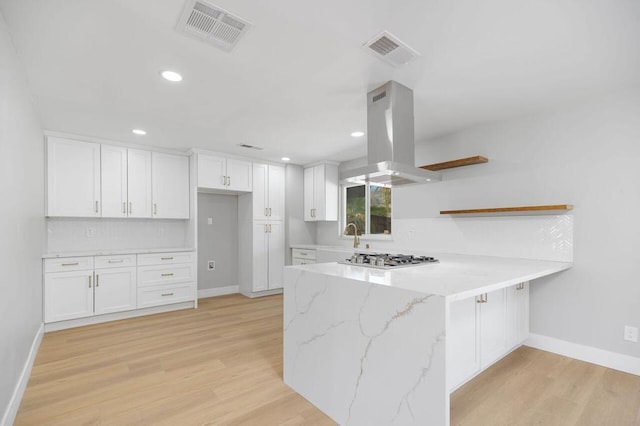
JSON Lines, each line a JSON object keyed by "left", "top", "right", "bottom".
{"left": 137, "top": 251, "right": 194, "bottom": 266}
{"left": 137, "top": 264, "right": 195, "bottom": 287}
{"left": 137, "top": 283, "right": 195, "bottom": 308}
{"left": 292, "top": 258, "right": 316, "bottom": 266}
{"left": 292, "top": 249, "right": 316, "bottom": 260}
{"left": 95, "top": 254, "right": 136, "bottom": 269}
{"left": 45, "top": 257, "right": 94, "bottom": 273}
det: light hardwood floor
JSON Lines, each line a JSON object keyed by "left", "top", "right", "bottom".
{"left": 16, "top": 294, "right": 640, "bottom": 425}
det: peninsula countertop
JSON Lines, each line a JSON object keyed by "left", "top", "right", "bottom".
{"left": 287, "top": 253, "right": 571, "bottom": 301}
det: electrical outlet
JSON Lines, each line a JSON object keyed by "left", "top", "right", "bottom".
{"left": 86, "top": 227, "right": 95, "bottom": 238}
{"left": 208, "top": 260, "right": 215, "bottom": 271}
{"left": 207, "top": 217, "right": 213, "bottom": 225}
{"left": 624, "top": 326, "right": 638, "bottom": 342}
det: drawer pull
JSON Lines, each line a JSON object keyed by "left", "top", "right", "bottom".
{"left": 161, "top": 257, "right": 174, "bottom": 260}
{"left": 62, "top": 262, "right": 79, "bottom": 266}
{"left": 108, "top": 259, "right": 124, "bottom": 264}
{"left": 161, "top": 273, "right": 174, "bottom": 277}
{"left": 161, "top": 293, "right": 174, "bottom": 297}
{"left": 299, "top": 252, "right": 307, "bottom": 256}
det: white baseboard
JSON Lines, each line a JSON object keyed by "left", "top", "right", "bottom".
{"left": 526, "top": 333, "right": 640, "bottom": 376}
{"left": 198, "top": 285, "right": 239, "bottom": 299}
{"left": 2, "top": 323, "right": 44, "bottom": 426}
{"left": 240, "top": 288, "right": 283, "bottom": 298}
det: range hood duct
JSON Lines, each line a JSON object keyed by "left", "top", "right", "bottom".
{"left": 340, "top": 81, "right": 441, "bottom": 187}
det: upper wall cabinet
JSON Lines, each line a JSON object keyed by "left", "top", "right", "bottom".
{"left": 47, "top": 137, "right": 189, "bottom": 219}
{"left": 304, "top": 163, "right": 338, "bottom": 222}
{"left": 47, "top": 137, "right": 101, "bottom": 217}
{"left": 197, "top": 154, "right": 252, "bottom": 192}
{"left": 152, "top": 152, "right": 190, "bottom": 219}
{"left": 253, "top": 163, "right": 285, "bottom": 221}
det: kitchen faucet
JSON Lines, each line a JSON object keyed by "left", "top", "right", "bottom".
{"left": 344, "top": 223, "right": 360, "bottom": 248}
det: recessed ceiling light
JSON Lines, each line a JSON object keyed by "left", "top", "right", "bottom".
{"left": 132, "top": 129, "right": 147, "bottom": 135}
{"left": 281, "top": 157, "right": 291, "bottom": 162}
{"left": 351, "top": 131, "right": 365, "bottom": 138}
{"left": 161, "top": 70, "right": 183, "bottom": 82}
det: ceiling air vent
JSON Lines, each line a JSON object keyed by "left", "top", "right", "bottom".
{"left": 363, "top": 31, "right": 420, "bottom": 67}
{"left": 176, "top": 0, "right": 251, "bottom": 52}
{"left": 238, "top": 144, "right": 263, "bottom": 151}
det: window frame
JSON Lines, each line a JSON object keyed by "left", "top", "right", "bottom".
{"left": 340, "top": 182, "right": 393, "bottom": 241}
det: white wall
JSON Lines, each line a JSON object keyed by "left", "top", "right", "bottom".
{"left": 285, "top": 165, "right": 316, "bottom": 264}
{"left": 318, "top": 89, "right": 640, "bottom": 358}
{"left": 197, "top": 193, "right": 238, "bottom": 290}
{"left": 0, "top": 12, "right": 45, "bottom": 423}
{"left": 46, "top": 218, "right": 189, "bottom": 253}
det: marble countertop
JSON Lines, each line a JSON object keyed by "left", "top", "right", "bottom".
{"left": 42, "top": 247, "right": 195, "bottom": 259}
{"left": 287, "top": 253, "right": 571, "bottom": 301}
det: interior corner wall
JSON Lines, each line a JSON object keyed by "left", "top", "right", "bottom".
{"left": 0, "top": 11, "right": 45, "bottom": 422}
{"left": 285, "top": 164, "right": 316, "bottom": 264}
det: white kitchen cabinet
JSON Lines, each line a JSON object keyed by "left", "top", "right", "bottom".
{"left": 253, "top": 163, "right": 285, "bottom": 221}
{"left": 479, "top": 289, "right": 507, "bottom": 367}
{"left": 506, "top": 282, "right": 530, "bottom": 349}
{"left": 127, "top": 149, "right": 152, "bottom": 218}
{"left": 447, "top": 296, "right": 480, "bottom": 391}
{"left": 44, "top": 270, "right": 94, "bottom": 323}
{"left": 101, "top": 145, "right": 128, "bottom": 218}
{"left": 136, "top": 251, "right": 196, "bottom": 309}
{"left": 251, "top": 222, "right": 284, "bottom": 292}
{"left": 47, "top": 137, "right": 101, "bottom": 217}
{"left": 303, "top": 163, "right": 338, "bottom": 221}
{"left": 197, "top": 154, "right": 252, "bottom": 192}
{"left": 152, "top": 152, "right": 190, "bottom": 219}
{"left": 94, "top": 267, "right": 137, "bottom": 315}
{"left": 291, "top": 248, "right": 317, "bottom": 266}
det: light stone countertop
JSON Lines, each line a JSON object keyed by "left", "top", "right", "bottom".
{"left": 42, "top": 247, "right": 195, "bottom": 259}
{"left": 287, "top": 252, "right": 571, "bottom": 301}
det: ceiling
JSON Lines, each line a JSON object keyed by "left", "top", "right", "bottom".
{"left": 1, "top": 0, "right": 639, "bottom": 165}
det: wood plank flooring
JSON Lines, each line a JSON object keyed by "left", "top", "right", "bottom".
{"left": 15, "top": 294, "right": 640, "bottom": 425}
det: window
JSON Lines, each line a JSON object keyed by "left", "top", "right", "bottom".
{"left": 343, "top": 183, "right": 392, "bottom": 236}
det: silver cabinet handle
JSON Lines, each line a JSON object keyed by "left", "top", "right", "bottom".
{"left": 476, "top": 293, "right": 488, "bottom": 303}
{"left": 95, "top": 201, "right": 99, "bottom": 213}
{"left": 129, "top": 202, "right": 132, "bottom": 214}
{"left": 122, "top": 202, "right": 126, "bottom": 214}
{"left": 161, "top": 273, "right": 174, "bottom": 277}
{"left": 161, "top": 257, "right": 173, "bottom": 260}
{"left": 108, "top": 259, "right": 124, "bottom": 264}
{"left": 161, "top": 293, "right": 174, "bottom": 297}
{"left": 265, "top": 208, "right": 268, "bottom": 217}
{"left": 269, "top": 207, "right": 272, "bottom": 216}
{"left": 153, "top": 203, "right": 158, "bottom": 215}
{"left": 96, "top": 275, "right": 99, "bottom": 287}
{"left": 88, "top": 275, "right": 92, "bottom": 288}
{"left": 227, "top": 176, "right": 231, "bottom": 186}
{"left": 516, "top": 283, "right": 525, "bottom": 291}
{"left": 62, "top": 262, "right": 79, "bottom": 267}
{"left": 265, "top": 224, "right": 268, "bottom": 233}
{"left": 221, "top": 175, "right": 226, "bottom": 186}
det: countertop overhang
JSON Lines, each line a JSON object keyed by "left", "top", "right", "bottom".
{"left": 287, "top": 253, "right": 571, "bottom": 301}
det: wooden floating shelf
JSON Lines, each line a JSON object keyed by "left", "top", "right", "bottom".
{"left": 420, "top": 155, "right": 488, "bottom": 171}
{"left": 440, "top": 204, "right": 574, "bottom": 216}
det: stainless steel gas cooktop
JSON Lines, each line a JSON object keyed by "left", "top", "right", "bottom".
{"left": 338, "top": 253, "right": 439, "bottom": 269}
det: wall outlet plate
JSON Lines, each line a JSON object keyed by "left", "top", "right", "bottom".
{"left": 207, "top": 217, "right": 213, "bottom": 225}
{"left": 208, "top": 260, "right": 215, "bottom": 271}
{"left": 624, "top": 325, "right": 638, "bottom": 342}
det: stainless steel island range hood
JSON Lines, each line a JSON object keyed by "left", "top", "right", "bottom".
{"left": 340, "top": 81, "right": 441, "bottom": 186}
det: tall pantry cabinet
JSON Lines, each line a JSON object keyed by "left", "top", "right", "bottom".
{"left": 238, "top": 163, "right": 286, "bottom": 297}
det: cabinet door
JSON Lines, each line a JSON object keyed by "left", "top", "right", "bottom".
{"left": 227, "top": 159, "right": 253, "bottom": 192}
{"left": 267, "top": 165, "right": 285, "bottom": 221}
{"left": 152, "top": 153, "right": 190, "bottom": 219}
{"left": 94, "top": 268, "right": 137, "bottom": 315}
{"left": 101, "top": 145, "right": 128, "bottom": 218}
{"left": 313, "top": 164, "right": 326, "bottom": 220}
{"left": 480, "top": 289, "right": 507, "bottom": 367}
{"left": 303, "top": 167, "right": 315, "bottom": 221}
{"left": 267, "top": 222, "right": 284, "bottom": 290}
{"left": 44, "top": 271, "right": 94, "bottom": 323}
{"left": 47, "top": 137, "right": 101, "bottom": 217}
{"left": 252, "top": 163, "right": 269, "bottom": 220}
{"left": 127, "top": 149, "right": 152, "bottom": 218}
{"left": 252, "top": 223, "right": 269, "bottom": 292}
{"left": 447, "top": 297, "right": 481, "bottom": 392}
{"left": 506, "top": 283, "right": 530, "bottom": 349}
{"left": 197, "top": 154, "right": 227, "bottom": 189}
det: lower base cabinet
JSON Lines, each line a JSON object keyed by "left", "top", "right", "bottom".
{"left": 44, "top": 270, "right": 94, "bottom": 323}
{"left": 447, "top": 282, "right": 530, "bottom": 392}
{"left": 94, "top": 267, "right": 137, "bottom": 315}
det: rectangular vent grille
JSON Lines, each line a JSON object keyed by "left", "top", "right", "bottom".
{"left": 363, "top": 31, "right": 420, "bottom": 67}
{"left": 177, "top": 0, "right": 251, "bottom": 52}
{"left": 238, "top": 144, "right": 263, "bottom": 150}
{"left": 372, "top": 91, "right": 387, "bottom": 103}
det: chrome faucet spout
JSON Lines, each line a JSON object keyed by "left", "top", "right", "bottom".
{"left": 344, "top": 223, "right": 360, "bottom": 248}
